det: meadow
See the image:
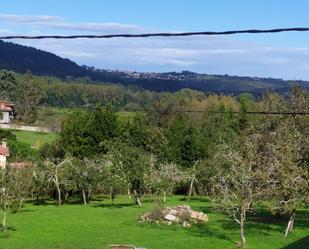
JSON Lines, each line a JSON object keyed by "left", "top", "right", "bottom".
{"left": 12, "top": 130, "right": 58, "bottom": 147}
{"left": 0, "top": 196, "right": 308, "bottom": 249}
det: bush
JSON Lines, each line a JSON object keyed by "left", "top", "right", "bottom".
{"left": 8, "top": 140, "right": 39, "bottom": 162}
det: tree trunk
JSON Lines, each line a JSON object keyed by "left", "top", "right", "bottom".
{"left": 18, "top": 198, "right": 25, "bottom": 213}
{"left": 82, "top": 189, "right": 87, "bottom": 206}
{"left": 163, "top": 191, "right": 166, "bottom": 203}
{"left": 134, "top": 189, "right": 142, "bottom": 207}
{"left": 87, "top": 187, "right": 92, "bottom": 202}
{"left": 64, "top": 192, "right": 69, "bottom": 202}
{"left": 2, "top": 203, "right": 7, "bottom": 238}
{"left": 128, "top": 188, "right": 132, "bottom": 199}
{"left": 54, "top": 180, "right": 61, "bottom": 206}
{"left": 285, "top": 209, "right": 296, "bottom": 237}
{"left": 187, "top": 178, "right": 194, "bottom": 200}
{"left": 110, "top": 188, "right": 116, "bottom": 204}
{"left": 240, "top": 206, "right": 246, "bottom": 248}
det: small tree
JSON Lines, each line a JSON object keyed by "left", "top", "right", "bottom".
{"left": 100, "top": 157, "right": 127, "bottom": 204}
{"left": 261, "top": 121, "right": 308, "bottom": 237}
{"left": 213, "top": 135, "right": 265, "bottom": 248}
{"left": 145, "top": 158, "right": 182, "bottom": 203}
{"left": 106, "top": 141, "right": 150, "bottom": 207}
{"left": 183, "top": 160, "right": 200, "bottom": 200}
{"left": 0, "top": 169, "right": 10, "bottom": 238}
{"left": 6, "top": 166, "right": 34, "bottom": 213}
{"left": 65, "top": 157, "right": 99, "bottom": 205}
{"left": 44, "top": 158, "right": 71, "bottom": 206}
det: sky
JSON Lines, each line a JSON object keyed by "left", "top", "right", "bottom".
{"left": 1, "top": 0, "right": 309, "bottom": 80}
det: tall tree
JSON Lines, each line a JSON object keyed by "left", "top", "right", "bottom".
{"left": 60, "top": 105, "right": 119, "bottom": 158}
{"left": 17, "top": 72, "right": 41, "bottom": 124}
{"left": 0, "top": 70, "right": 17, "bottom": 102}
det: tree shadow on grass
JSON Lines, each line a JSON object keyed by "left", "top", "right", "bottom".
{"left": 245, "top": 209, "right": 309, "bottom": 234}
{"left": 178, "top": 196, "right": 210, "bottom": 203}
{"left": 13, "top": 208, "right": 36, "bottom": 214}
{"left": 91, "top": 203, "right": 137, "bottom": 209}
{"left": 217, "top": 209, "right": 309, "bottom": 239}
{"left": 0, "top": 227, "right": 17, "bottom": 240}
{"left": 188, "top": 223, "right": 234, "bottom": 243}
{"left": 280, "top": 236, "right": 309, "bottom": 249}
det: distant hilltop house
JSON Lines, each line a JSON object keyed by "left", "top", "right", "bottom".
{"left": 0, "top": 101, "right": 15, "bottom": 124}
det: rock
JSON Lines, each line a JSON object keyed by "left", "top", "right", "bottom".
{"left": 190, "top": 211, "right": 208, "bottom": 222}
{"left": 177, "top": 205, "right": 191, "bottom": 210}
{"left": 141, "top": 212, "right": 151, "bottom": 221}
{"left": 141, "top": 204, "right": 208, "bottom": 227}
{"left": 182, "top": 221, "right": 191, "bottom": 228}
{"left": 164, "top": 214, "right": 179, "bottom": 222}
{"left": 140, "top": 216, "right": 145, "bottom": 222}
{"left": 190, "top": 211, "right": 200, "bottom": 219}
{"left": 162, "top": 208, "right": 172, "bottom": 216}
{"left": 169, "top": 209, "right": 178, "bottom": 216}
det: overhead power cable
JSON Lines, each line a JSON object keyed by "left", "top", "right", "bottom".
{"left": 149, "top": 110, "right": 309, "bottom": 116}
{"left": 1, "top": 27, "right": 309, "bottom": 40}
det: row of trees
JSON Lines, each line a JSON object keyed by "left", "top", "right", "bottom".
{"left": 0, "top": 86, "right": 308, "bottom": 247}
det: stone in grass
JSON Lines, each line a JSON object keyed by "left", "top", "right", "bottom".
{"left": 190, "top": 211, "right": 209, "bottom": 222}
{"left": 182, "top": 221, "right": 191, "bottom": 228}
{"left": 178, "top": 205, "right": 191, "bottom": 211}
{"left": 108, "top": 245, "right": 137, "bottom": 249}
{"left": 164, "top": 214, "right": 179, "bottom": 222}
{"left": 140, "top": 205, "right": 208, "bottom": 227}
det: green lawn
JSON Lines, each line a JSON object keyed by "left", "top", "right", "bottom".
{"left": 12, "top": 130, "right": 58, "bottom": 147}
{"left": 0, "top": 196, "right": 308, "bottom": 249}
{"left": 37, "top": 107, "right": 136, "bottom": 129}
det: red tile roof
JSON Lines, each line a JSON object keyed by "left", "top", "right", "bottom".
{"left": 0, "top": 101, "right": 15, "bottom": 112}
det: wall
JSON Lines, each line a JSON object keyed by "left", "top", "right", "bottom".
{"left": 0, "top": 112, "right": 10, "bottom": 124}
{"left": 0, "top": 155, "right": 6, "bottom": 169}
{"left": 0, "top": 124, "right": 56, "bottom": 133}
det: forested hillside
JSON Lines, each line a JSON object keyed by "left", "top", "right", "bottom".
{"left": 1, "top": 40, "right": 308, "bottom": 94}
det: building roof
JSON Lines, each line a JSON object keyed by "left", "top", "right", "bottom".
{"left": 0, "top": 101, "right": 15, "bottom": 112}
{"left": 0, "top": 146, "right": 9, "bottom": 157}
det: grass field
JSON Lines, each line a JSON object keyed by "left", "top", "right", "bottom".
{"left": 36, "top": 106, "right": 72, "bottom": 129}
{"left": 0, "top": 196, "right": 308, "bottom": 249}
{"left": 12, "top": 130, "right": 58, "bottom": 147}
{"left": 36, "top": 107, "right": 136, "bottom": 129}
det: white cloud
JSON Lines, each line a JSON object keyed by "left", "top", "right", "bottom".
{"left": 1, "top": 13, "right": 309, "bottom": 80}
{"left": 0, "top": 14, "right": 62, "bottom": 23}
{"left": 0, "top": 13, "right": 142, "bottom": 33}
{"left": 48, "top": 22, "right": 141, "bottom": 33}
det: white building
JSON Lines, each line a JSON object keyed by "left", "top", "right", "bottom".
{"left": 0, "top": 139, "right": 9, "bottom": 169}
{"left": 0, "top": 101, "right": 15, "bottom": 124}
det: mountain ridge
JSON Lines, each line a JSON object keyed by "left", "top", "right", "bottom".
{"left": 0, "top": 40, "right": 308, "bottom": 93}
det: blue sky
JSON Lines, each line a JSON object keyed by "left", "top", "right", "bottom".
{"left": 1, "top": 0, "right": 309, "bottom": 80}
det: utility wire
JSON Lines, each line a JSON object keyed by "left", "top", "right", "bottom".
{"left": 149, "top": 110, "right": 309, "bottom": 116}
{"left": 1, "top": 27, "right": 309, "bottom": 39}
